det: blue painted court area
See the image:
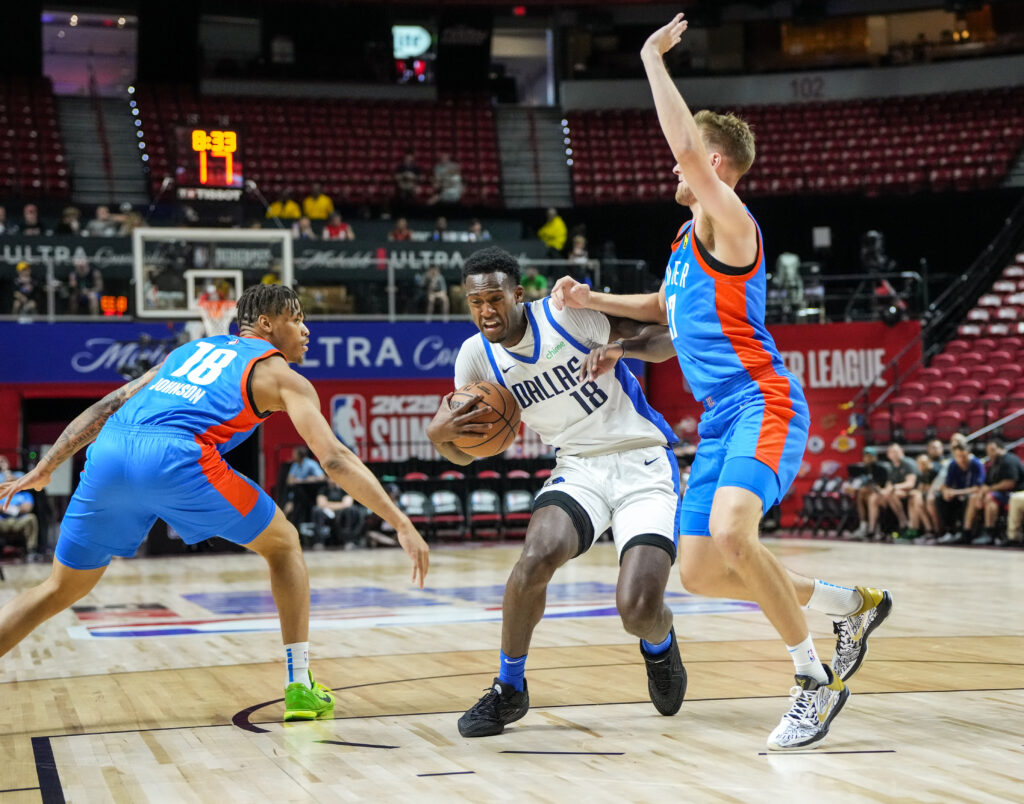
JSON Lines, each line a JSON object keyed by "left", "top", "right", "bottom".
{"left": 68, "top": 582, "right": 759, "bottom": 639}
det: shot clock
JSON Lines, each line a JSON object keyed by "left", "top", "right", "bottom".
{"left": 174, "top": 127, "right": 244, "bottom": 190}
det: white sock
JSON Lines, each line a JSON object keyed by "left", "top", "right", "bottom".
{"left": 806, "top": 580, "right": 863, "bottom": 619}
{"left": 285, "top": 641, "right": 311, "bottom": 688}
{"left": 786, "top": 634, "right": 829, "bottom": 684}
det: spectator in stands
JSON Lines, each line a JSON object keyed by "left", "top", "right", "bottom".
{"left": 67, "top": 256, "right": 103, "bottom": 316}
{"left": 0, "top": 206, "right": 7, "bottom": 235}
{"left": 424, "top": 264, "right": 449, "bottom": 322}
{"left": 521, "top": 264, "right": 548, "bottom": 302}
{"left": 465, "top": 218, "right": 491, "bottom": 242}
{"left": 936, "top": 443, "right": 986, "bottom": 544}
{"left": 266, "top": 188, "right": 301, "bottom": 220}
{"left": 0, "top": 456, "right": 39, "bottom": 558}
{"left": 313, "top": 480, "right": 367, "bottom": 550}
{"left": 1006, "top": 488, "right": 1024, "bottom": 546}
{"left": 12, "top": 262, "right": 38, "bottom": 317}
{"left": 924, "top": 436, "right": 959, "bottom": 539}
{"left": 393, "top": 151, "right": 422, "bottom": 203}
{"left": 55, "top": 206, "right": 82, "bottom": 236}
{"left": 537, "top": 207, "right": 567, "bottom": 256}
{"left": 430, "top": 216, "right": 452, "bottom": 242}
{"left": 283, "top": 446, "right": 326, "bottom": 525}
{"left": 322, "top": 211, "right": 355, "bottom": 241}
{"left": 430, "top": 152, "right": 463, "bottom": 205}
{"left": 568, "top": 234, "right": 589, "bottom": 264}
{"left": 293, "top": 216, "right": 318, "bottom": 240}
{"left": 388, "top": 217, "right": 412, "bottom": 241}
{"left": 19, "top": 204, "right": 44, "bottom": 236}
{"left": 118, "top": 210, "right": 145, "bottom": 236}
{"left": 866, "top": 442, "right": 918, "bottom": 540}
{"left": 967, "top": 439, "right": 1024, "bottom": 546}
{"left": 365, "top": 483, "right": 400, "bottom": 548}
{"left": 85, "top": 205, "right": 122, "bottom": 237}
{"left": 906, "top": 454, "right": 939, "bottom": 540}
{"left": 302, "top": 182, "right": 334, "bottom": 221}
{"left": 847, "top": 448, "right": 889, "bottom": 540}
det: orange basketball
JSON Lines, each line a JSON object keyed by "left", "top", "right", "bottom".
{"left": 449, "top": 380, "right": 521, "bottom": 457}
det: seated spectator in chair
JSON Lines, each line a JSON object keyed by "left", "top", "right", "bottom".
{"left": 0, "top": 205, "right": 8, "bottom": 235}
{"left": 0, "top": 456, "right": 39, "bottom": 558}
{"left": 847, "top": 449, "right": 889, "bottom": 539}
{"left": 322, "top": 211, "right": 355, "bottom": 241}
{"left": 85, "top": 205, "right": 123, "bottom": 237}
{"left": 388, "top": 217, "right": 412, "bottom": 241}
{"left": 55, "top": 206, "right": 82, "bottom": 235}
{"left": 424, "top": 265, "right": 449, "bottom": 322}
{"left": 465, "top": 218, "right": 491, "bottom": 242}
{"left": 937, "top": 444, "right": 986, "bottom": 544}
{"left": 866, "top": 443, "right": 918, "bottom": 540}
{"left": 266, "top": 188, "right": 301, "bottom": 221}
{"left": 67, "top": 256, "right": 103, "bottom": 315}
{"left": 18, "top": 204, "right": 45, "bottom": 236}
{"left": 293, "top": 216, "right": 318, "bottom": 240}
{"left": 430, "top": 152, "right": 463, "bottom": 205}
{"left": 521, "top": 265, "right": 548, "bottom": 302}
{"left": 284, "top": 446, "right": 326, "bottom": 525}
{"left": 12, "top": 262, "right": 38, "bottom": 317}
{"left": 302, "top": 182, "right": 334, "bottom": 221}
{"left": 313, "top": 480, "right": 367, "bottom": 550}
{"left": 393, "top": 151, "right": 422, "bottom": 203}
{"left": 430, "top": 216, "right": 452, "bottom": 242}
{"left": 966, "top": 439, "right": 1024, "bottom": 546}
{"left": 1007, "top": 488, "right": 1024, "bottom": 546}
{"left": 906, "top": 454, "right": 939, "bottom": 540}
{"left": 925, "top": 436, "right": 959, "bottom": 537}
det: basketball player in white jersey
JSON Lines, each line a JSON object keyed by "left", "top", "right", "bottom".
{"left": 427, "top": 246, "right": 686, "bottom": 737}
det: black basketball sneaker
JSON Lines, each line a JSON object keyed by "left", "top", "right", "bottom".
{"left": 641, "top": 627, "right": 687, "bottom": 715}
{"left": 458, "top": 678, "right": 530, "bottom": 738}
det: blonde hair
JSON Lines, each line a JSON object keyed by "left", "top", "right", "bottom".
{"left": 694, "top": 110, "right": 756, "bottom": 176}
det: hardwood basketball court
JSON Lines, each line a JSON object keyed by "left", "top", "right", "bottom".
{"left": 1, "top": 539, "right": 1021, "bottom": 802}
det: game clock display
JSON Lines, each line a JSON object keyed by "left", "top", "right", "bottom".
{"left": 174, "top": 127, "right": 244, "bottom": 188}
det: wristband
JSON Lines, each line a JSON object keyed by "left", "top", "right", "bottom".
{"left": 611, "top": 339, "right": 626, "bottom": 353}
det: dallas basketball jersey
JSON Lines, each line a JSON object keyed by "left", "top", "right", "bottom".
{"left": 113, "top": 335, "right": 282, "bottom": 454}
{"left": 454, "top": 298, "right": 675, "bottom": 457}
{"left": 663, "top": 213, "right": 788, "bottom": 402}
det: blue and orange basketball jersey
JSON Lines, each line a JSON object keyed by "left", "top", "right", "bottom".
{"left": 662, "top": 213, "right": 788, "bottom": 404}
{"left": 113, "top": 335, "right": 283, "bottom": 454}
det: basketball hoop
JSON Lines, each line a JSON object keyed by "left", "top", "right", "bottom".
{"left": 197, "top": 299, "right": 237, "bottom": 337}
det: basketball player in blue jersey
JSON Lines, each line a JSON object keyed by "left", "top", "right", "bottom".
{"left": 427, "top": 246, "right": 687, "bottom": 738}
{"left": 0, "top": 285, "right": 429, "bottom": 722}
{"left": 551, "top": 15, "right": 892, "bottom": 750}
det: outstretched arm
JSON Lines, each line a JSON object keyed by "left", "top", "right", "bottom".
{"left": 550, "top": 276, "right": 667, "bottom": 324}
{"left": 641, "top": 14, "right": 752, "bottom": 243}
{"left": 0, "top": 365, "right": 160, "bottom": 508}
{"left": 579, "top": 318, "right": 676, "bottom": 382}
{"left": 256, "top": 358, "right": 429, "bottom": 586}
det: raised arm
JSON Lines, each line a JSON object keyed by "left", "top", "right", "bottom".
{"left": 579, "top": 318, "right": 677, "bottom": 382}
{"left": 641, "top": 14, "right": 753, "bottom": 246}
{"left": 550, "top": 276, "right": 667, "bottom": 324}
{"left": 0, "top": 365, "right": 160, "bottom": 508}
{"left": 255, "top": 358, "right": 429, "bottom": 586}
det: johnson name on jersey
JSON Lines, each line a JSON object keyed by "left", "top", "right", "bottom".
{"left": 454, "top": 298, "right": 675, "bottom": 457}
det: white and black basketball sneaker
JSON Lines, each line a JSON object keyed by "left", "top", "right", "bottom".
{"left": 458, "top": 678, "right": 530, "bottom": 738}
{"left": 831, "top": 586, "right": 893, "bottom": 681}
{"left": 767, "top": 665, "right": 850, "bottom": 751}
{"left": 641, "top": 627, "right": 687, "bottom": 716}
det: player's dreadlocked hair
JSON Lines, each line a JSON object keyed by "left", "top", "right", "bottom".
{"left": 461, "top": 246, "right": 521, "bottom": 285}
{"left": 235, "top": 284, "right": 301, "bottom": 329}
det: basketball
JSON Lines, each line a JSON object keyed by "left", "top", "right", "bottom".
{"left": 449, "top": 380, "right": 521, "bottom": 457}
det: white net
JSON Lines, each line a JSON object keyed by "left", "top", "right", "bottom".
{"left": 198, "top": 299, "right": 237, "bottom": 337}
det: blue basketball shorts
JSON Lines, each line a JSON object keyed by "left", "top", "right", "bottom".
{"left": 679, "top": 370, "right": 809, "bottom": 538}
{"left": 56, "top": 422, "right": 277, "bottom": 570}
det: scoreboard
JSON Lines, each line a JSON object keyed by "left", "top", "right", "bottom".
{"left": 174, "top": 127, "right": 244, "bottom": 201}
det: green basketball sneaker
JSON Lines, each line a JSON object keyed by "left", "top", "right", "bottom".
{"left": 284, "top": 672, "right": 335, "bottom": 721}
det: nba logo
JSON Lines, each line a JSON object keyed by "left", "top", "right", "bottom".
{"left": 330, "top": 394, "right": 367, "bottom": 457}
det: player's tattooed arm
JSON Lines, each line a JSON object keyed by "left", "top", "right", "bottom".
{"left": 39, "top": 366, "right": 160, "bottom": 473}
{"left": 1, "top": 365, "right": 160, "bottom": 503}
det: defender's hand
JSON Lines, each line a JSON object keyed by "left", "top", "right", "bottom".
{"left": 396, "top": 523, "right": 430, "bottom": 588}
{"left": 0, "top": 466, "right": 51, "bottom": 512}
{"left": 580, "top": 342, "right": 624, "bottom": 383}
{"left": 426, "top": 392, "right": 493, "bottom": 444}
{"left": 550, "top": 276, "right": 591, "bottom": 311}
{"left": 642, "top": 13, "right": 688, "bottom": 57}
